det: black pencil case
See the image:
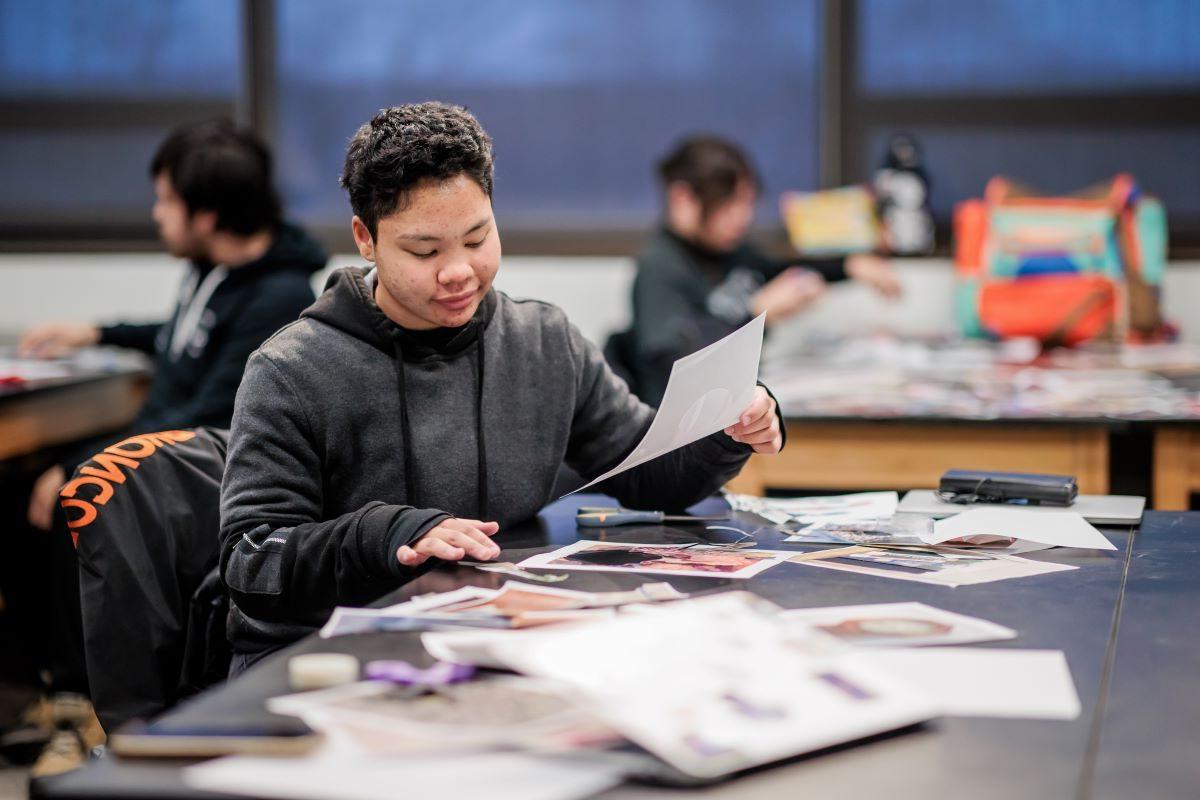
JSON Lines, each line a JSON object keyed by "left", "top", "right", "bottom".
{"left": 937, "top": 469, "right": 1078, "bottom": 506}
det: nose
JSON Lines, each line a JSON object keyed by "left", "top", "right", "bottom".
{"left": 438, "top": 258, "right": 474, "bottom": 287}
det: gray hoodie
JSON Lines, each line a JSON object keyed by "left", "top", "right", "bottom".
{"left": 219, "top": 266, "right": 764, "bottom": 655}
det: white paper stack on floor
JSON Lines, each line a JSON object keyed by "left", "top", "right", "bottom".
{"left": 927, "top": 507, "right": 1118, "bottom": 551}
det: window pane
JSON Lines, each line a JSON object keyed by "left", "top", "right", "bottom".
{"left": 0, "top": 0, "right": 238, "bottom": 100}
{"left": 276, "top": 0, "right": 822, "bottom": 231}
{"left": 0, "top": 128, "right": 167, "bottom": 222}
{"left": 859, "top": 126, "right": 1200, "bottom": 220}
{"left": 857, "top": 0, "right": 1200, "bottom": 96}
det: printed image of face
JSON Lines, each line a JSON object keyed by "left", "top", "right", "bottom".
{"left": 152, "top": 173, "right": 208, "bottom": 260}
{"left": 353, "top": 174, "right": 501, "bottom": 330}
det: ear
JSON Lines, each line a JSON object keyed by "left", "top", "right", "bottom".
{"left": 190, "top": 209, "right": 218, "bottom": 237}
{"left": 351, "top": 216, "right": 376, "bottom": 262}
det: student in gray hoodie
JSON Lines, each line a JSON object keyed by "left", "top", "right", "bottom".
{"left": 219, "top": 103, "right": 785, "bottom": 669}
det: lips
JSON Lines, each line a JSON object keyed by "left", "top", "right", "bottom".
{"left": 434, "top": 291, "right": 477, "bottom": 311}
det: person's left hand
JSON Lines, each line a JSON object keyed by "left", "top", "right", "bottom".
{"left": 28, "top": 465, "right": 66, "bottom": 531}
{"left": 846, "top": 254, "right": 903, "bottom": 299}
{"left": 724, "top": 386, "right": 783, "bottom": 454}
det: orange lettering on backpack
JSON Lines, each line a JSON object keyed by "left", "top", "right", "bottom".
{"left": 59, "top": 430, "right": 199, "bottom": 545}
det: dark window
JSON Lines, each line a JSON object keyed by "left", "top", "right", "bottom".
{"left": 275, "top": 0, "right": 823, "bottom": 245}
{"left": 841, "top": 0, "right": 1200, "bottom": 247}
{"left": 0, "top": 0, "right": 239, "bottom": 241}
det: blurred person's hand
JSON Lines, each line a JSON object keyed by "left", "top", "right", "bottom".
{"left": 28, "top": 465, "right": 65, "bottom": 531}
{"left": 18, "top": 322, "right": 100, "bottom": 359}
{"left": 846, "top": 254, "right": 903, "bottom": 299}
{"left": 749, "top": 267, "right": 825, "bottom": 325}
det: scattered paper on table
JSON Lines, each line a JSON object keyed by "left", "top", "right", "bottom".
{"left": 727, "top": 491, "right": 899, "bottom": 526}
{"left": 518, "top": 540, "right": 792, "bottom": 579}
{"left": 779, "top": 602, "right": 1017, "bottom": 647}
{"left": 857, "top": 648, "right": 1081, "bottom": 720}
{"left": 929, "top": 507, "right": 1117, "bottom": 551}
{"left": 486, "top": 592, "right": 937, "bottom": 779}
{"left": 320, "top": 582, "right": 687, "bottom": 638}
{"left": 788, "top": 548, "right": 1077, "bottom": 587}
{"left": 573, "top": 313, "right": 764, "bottom": 494}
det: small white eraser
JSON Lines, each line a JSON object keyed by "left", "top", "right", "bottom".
{"left": 288, "top": 653, "right": 360, "bottom": 690}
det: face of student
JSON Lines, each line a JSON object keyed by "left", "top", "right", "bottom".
{"left": 670, "top": 179, "right": 757, "bottom": 253}
{"left": 353, "top": 174, "right": 501, "bottom": 330}
{"left": 698, "top": 180, "right": 757, "bottom": 252}
{"left": 152, "top": 173, "right": 213, "bottom": 260}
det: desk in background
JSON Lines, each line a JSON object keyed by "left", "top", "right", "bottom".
{"left": 733, "top": 337, "right": 1200, "bottom": 508}
{"left": 36, "top": 496, "right": 1200, "bottom": 800}
{"left": 0, "top": 349, "right": 150, "bottom": 462}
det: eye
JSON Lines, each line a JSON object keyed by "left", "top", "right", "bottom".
{"left": 465, "top": 239, "right": 486, "bottom": 249}
{"left": 407, "top": 249, "right": 437, "bottom": 259}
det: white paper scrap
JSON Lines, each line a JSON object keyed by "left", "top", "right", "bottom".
{"left": 929, "top": 507, "right": 1117, "bottom": 551}
{"left": 779, "top": 602, "right": 1017, "bottom": 647}
{"left": 573, "top": 313, "right": 764, "bottom": 493}
{"left": 858, "top": 648, "right": 1082, "bottom": 720}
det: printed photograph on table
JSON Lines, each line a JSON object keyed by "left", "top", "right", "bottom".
{"left": 781, "top": 601, "right": 1018, "bottom": 647}
{"left": 518, "top": 541, "right": 791, "bottom": 579}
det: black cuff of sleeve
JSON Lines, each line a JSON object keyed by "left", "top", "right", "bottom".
{"left": 756, "top": 380, "right": 787, "bottom": 451}
{"left": 372, "top": 506, "right": 452, "bottom": 578}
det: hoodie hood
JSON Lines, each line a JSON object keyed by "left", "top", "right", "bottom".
{"left": 220, "top": 222, "right": 328, "bottom": 283}
{"left": 302, "top": 266, "right": 497, "bottom": 362}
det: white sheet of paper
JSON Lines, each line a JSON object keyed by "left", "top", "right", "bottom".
{"left": 573, "top": 313, "right": 765, "bottom": 493}
{"left": 779, "top": 602, "right": 1017, "bottom": 647}
{"left": 857, "top": 648, "right": 1081, "bottom": 720}
{"left": 487, "top": 592, "right": 937, "bottom": 779}
{"left": 928, "top": 507, "right": 1117, "bottom": 551}
{"left": 790, "top": 550, "right": 1077, "bottom": 587}
{"left": 318, "top": 586, "right": 499, "bottom": 638}
{"left": 185, "top": 748, "right": 621, "bottom": 800}
{"left": 728, "top": 491, "right": 899, "bottom": 525}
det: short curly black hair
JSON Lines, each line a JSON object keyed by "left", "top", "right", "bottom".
{"left": 340, "top": 102, "right": 494, "bottom": 239}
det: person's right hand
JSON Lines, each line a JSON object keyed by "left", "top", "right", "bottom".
{"left": 18, "top": 322, "right": 100, "bottom": 358}
{"left": 749, "top": 267, "right": 826, "bottom": 325}
{"left": 397, "top": 517, "right": 501, "bottom": 568}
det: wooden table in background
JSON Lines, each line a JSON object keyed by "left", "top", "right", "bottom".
{"left": 1152, "top": 425, "right": 1200, "bottom": 511}
{"left": 0, "top": 370, "right": 149, "bottom": 461}
{"left": 727, "top": 419, "right": 1111, "bottom": 497}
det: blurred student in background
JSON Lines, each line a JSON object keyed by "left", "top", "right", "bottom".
{"left": 616, "top": 135, "right": 901, "bottom": 406}
{"left": 18, "top": 120, "right": 327, "bottom": 529}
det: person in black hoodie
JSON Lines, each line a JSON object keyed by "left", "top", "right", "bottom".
{"left": 19, "top": 120, "right": 327, "bottom": 530}
{"left": 622, "top": 136, "right": 902, "bottom": 406}
{"left": 219, "top": 103, "right": 786, "bottom": 669}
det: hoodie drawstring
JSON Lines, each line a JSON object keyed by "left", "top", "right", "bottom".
{"left": 391, "top": 335, "right": 489, "bottom": 520}
{"left": 474, "top": 336, "right": 489, "bottom": 520}
{"left": 392, "top": 342, "right": 418, "bottom": 509}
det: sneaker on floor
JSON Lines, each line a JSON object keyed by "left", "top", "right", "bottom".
{"left": 30, "top": 728, "right": 85, "bottom": 778}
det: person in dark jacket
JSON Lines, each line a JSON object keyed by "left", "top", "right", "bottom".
{"left": 219, "top": 103, "right": 786, "bottom": 670}
{"left": 19, "top": 120, "right": 327, "bottom": 530}
{"left": 626, "top": 136, "right": 902, "bottom": 406}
